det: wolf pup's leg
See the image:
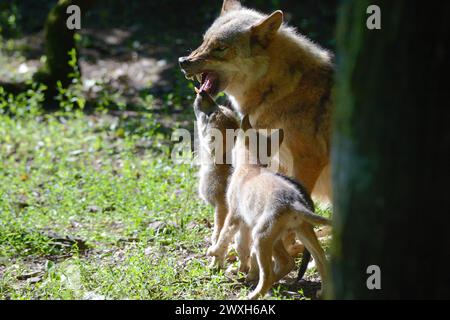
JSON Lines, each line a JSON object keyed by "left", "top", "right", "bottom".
{"left": 207, "top": 213, "right": 240, "bottom": 269}
{"left": 248, "top": 217, "right": 281, "bottom": 300}
{"left": 248, "top": 235, "right": 274, "bottom": 300}
{"left": 236, "top": 224, "right": 251, "bottom": 273}
{"left": 211, "top": 200, "right": 227, "bottom": 244}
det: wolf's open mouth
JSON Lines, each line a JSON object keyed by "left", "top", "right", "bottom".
{"left": 198, "top": 72, "right": 220, "bottom": 96}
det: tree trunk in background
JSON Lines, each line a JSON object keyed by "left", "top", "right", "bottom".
{"left": 331, "top": 0, "right": 450, "bottom": 299}
{"left": 34, "top": 0, "right": 95, "bottom": 91}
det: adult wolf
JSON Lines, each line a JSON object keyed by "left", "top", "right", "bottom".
{"left": 179, "top": 0, "right": 334, "bottom": 199}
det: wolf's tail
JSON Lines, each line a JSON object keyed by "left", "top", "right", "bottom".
{"left": 297, "top": 248, "right": 311, "bottom": 281}
{"left": 292, "top": 202, "right": 332, "bottom": 226}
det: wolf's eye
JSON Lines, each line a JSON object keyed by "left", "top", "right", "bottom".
{"left": 214, "top": 45, "right": 228, "bottom": 52}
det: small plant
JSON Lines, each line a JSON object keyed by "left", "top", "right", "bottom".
{"left": 0, "top": 1, "right": 21, "bottom": 38}
{"left": 55, "top": 48, "right": 85, "bottom": 112}
{"left": 0, "top": 82, "right": 46, "bottom": 117}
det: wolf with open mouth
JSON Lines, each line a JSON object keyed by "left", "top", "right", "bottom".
{"left": 179, "top": 0, "right": 334, "bottom": 286}
{"left": 179, "top": 0, "right": 333, "bottom": 197}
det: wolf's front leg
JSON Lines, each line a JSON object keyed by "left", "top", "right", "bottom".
{"left": 207, "top": 213, "right": 240, "bottom": 269}
{"left": 211, "top": 201, "right": 227, "bottom": 245}
{"left": 225, "top": 225, "right": 252, "bottom": 275}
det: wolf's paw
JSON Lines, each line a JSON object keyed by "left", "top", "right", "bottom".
{"left": 206, "top": 245, "right": 218, "bottom": 257}
{"left": 208, "top": 256, "right": 225, "bottom": 270}
{"left": 208, "top": 257, "right": 219, "bottom": 269}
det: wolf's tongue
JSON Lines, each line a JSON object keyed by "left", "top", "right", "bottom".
{"left": 200, "top": 73, "right": 216, "bottom": 93}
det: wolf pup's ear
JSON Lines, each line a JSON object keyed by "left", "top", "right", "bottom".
{"left": 221, "top": 0, "right": 241, "bottom": 16}
{"left": 241, "top": 114, "right": 252, "bottom": 131}
{"left": 251, "top": 10, "right": 283, "bottom": 47}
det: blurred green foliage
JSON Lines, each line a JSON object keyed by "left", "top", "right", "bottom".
{"left": 0, "top": 1, "right": 20, "bottom": 38}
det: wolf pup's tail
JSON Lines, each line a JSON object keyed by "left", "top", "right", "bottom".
{"left": 292, "top": 202, "right": 331, "bottom": 226}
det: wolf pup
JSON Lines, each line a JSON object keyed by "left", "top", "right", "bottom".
{"left": 179, "top": 0, "right": 334, "bottom": 200}
{"left": 193, "top": 88, "right": 239, "bottom": 245}
{"left": 207, "top": 115, "right": 331, "bottom": 300}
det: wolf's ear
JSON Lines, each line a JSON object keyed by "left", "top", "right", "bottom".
{"left": 241, "top": 114, "right": 252, "bottom": 131}
{"left": 221, "top": 0, "right": 241, "bottom": 16}
{"left": 251, "top": 10, "right": 283, "bottom": 47}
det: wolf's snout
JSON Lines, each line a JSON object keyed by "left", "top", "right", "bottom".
{"left": 178, "top": 56, "right": 190, "bottom": 69}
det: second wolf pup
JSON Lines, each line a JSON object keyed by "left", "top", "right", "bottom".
{"left": 207, "top": 115, "right": 331, "bottom": 299}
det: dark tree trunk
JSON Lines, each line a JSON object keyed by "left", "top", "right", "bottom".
{"left": 331, "top": 0, "right": 450, "bottom": 299}
{"left": 33, "top": 0, "right": 95, "bottom": 91}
